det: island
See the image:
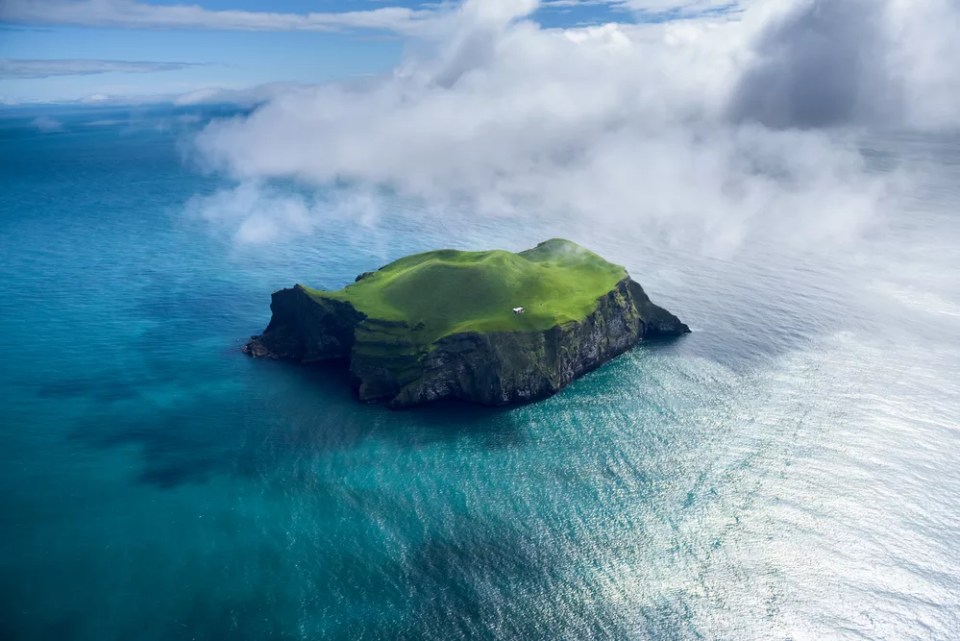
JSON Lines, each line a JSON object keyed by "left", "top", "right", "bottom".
{"left": 244, "top": 239, "right": 690, "bottom": 408}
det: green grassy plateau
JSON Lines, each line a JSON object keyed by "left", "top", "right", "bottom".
{"left": 303, "top": 239, "right": 627, "bottom": 345}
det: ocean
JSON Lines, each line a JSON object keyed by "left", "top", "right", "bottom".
{"left": 1, "top": 106, "right": 958, "bottom": 640}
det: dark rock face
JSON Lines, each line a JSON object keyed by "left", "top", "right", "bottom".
{"left": 241, "top": 285, "right": 363, "bottom": 363}
{"left": 244, "top": 278, "right": 689, "bottom": 408}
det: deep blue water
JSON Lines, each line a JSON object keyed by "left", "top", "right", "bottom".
{"left": 1, "top": 108, "right": 959, "bottom": 640}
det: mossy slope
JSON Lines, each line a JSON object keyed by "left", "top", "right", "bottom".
{"left": 307, "top": 238, "right": 627, "bottom": 344}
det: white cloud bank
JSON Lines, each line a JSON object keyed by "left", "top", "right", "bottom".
{"left": 189, "top": 0, "right": 960, "bottom": 249}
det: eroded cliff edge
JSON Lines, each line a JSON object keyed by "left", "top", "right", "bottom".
{"left": 244, "top": 241, "right": 689, "bottom": 408}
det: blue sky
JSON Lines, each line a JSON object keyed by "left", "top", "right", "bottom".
{"left": 0, "top": 0, "right": 722, "bottom": 104}
{"left": 0, "top": 24, "right": 405, "bottom": 101}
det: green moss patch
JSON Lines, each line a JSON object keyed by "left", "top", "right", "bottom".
{"left": 303, "top": 239, "right": 626, "bottom": 346}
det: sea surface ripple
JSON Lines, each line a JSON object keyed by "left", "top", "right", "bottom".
{"left": 0, "top": 109, "right": 958, "bottom": 640}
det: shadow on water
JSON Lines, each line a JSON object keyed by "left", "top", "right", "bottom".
{"left": 54, "top": 351, "right": 525, "bottom": 490}
{"left": 271, "top": 359, "right": 527, "bottom": 445}
{"left": 35, "top": 377, "right": 142, "bottom": 403}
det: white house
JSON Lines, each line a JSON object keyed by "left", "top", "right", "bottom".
{"left": 512, "top": 307, "right": 525, "bottom": 315}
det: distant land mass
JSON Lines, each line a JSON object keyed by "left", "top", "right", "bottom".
{"left": 244, "top": 239, "right": 689, "bottom": 408}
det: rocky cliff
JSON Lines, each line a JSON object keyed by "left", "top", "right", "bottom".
{"left": 243, "top": 240, "right": 689, "bottom": 408}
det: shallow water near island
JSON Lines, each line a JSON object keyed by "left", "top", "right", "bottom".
{"left": 1, "top": 109, "right": 959, "bottom": 640}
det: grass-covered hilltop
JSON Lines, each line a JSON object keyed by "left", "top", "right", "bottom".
{"left": 245, "top": 239, "right": 689, "bottom": 407}
{"left": 319, "top": 239, "right": 629, "bottom": 343}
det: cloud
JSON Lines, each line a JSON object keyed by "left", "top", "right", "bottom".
{"left": 31, "top": 115, "right": 63, "bottom": 132}
{"left": 731, "top": 0, "right": 960, "bottom": 129}
{"left": 173, "top": 83, "right": 314, "bottom": 108}
{"left": 729, "top": 0, "right": 890, "bottom": 128}
{"left": 187, "top": 183, "right": 319, "bottom": 245}
{"left": 0, "top": 58, "right": 203, "bottom": 79}
{"left": 617, "top": 0, "right": 743, "bottom": 18}
{"left": 885, "top": 0, "right": 960, "bottom": 130}
{"left": 186, "top": 182, "right": 388, "bottom": 245}
{"left": 189, "top": 0, "right": 958, "bottom": 249}
{"left": 541, "top": 0, "right": 746, "bottom": 20}
{"left": 0, "top": 0, "right": 446, "bottom": 35}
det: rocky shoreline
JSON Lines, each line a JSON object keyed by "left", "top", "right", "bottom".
{"left": 244, "top": 276, "right": 689, "bottom": 408}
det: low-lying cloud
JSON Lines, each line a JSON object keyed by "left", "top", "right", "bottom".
{"left": 190, "top": 0, "right": 959, "bottom": 250}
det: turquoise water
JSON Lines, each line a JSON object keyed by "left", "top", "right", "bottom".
{"left": 1, "top": 108, "right": 959, "bottom": 640}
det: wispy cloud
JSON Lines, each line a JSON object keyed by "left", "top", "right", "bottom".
{"left": 541, "top": 0, "right": 745, "bottom": 20}
{"left": 0, "top": 58, "right": 203, "bottom": 79}
{"left": 0, "top": 0, "right": 446, "bottom": 35}
{"left": 31, "top": 115, "right": 63, "bottom": 131}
